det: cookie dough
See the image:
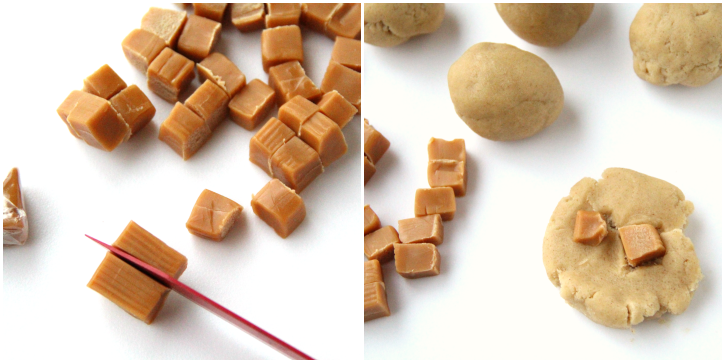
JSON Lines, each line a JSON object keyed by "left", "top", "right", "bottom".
{"left": 447, "top": 42, "right": 564, "bottom": 141}
{"left": 495, "top": 4, "right": 594, "bottom": 47}
{"left": 629, "top": 3, "right": 722, "bottom": 87}
{"left": 543, "top": 168, "right": 702, "bottom": 329}
{"left": 364, "top": 3, "right": 445, "bottom": 47}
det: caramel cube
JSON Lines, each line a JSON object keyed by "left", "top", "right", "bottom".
{"left": 251, "top": 178, "right": 306, "bottom": 238}
{"left": 321, "top": 60, "right": 361, "bottom": 111}
{"left": 268, "top": 61, "right": 322, "bottom": 106}
{"left": 122, "top": 29, "right": 167, "bottom": 73}
{"left": 229, "top": 79, "right": 276, "bottom": 130}
{"left": 67, "top": 93, "right": 130, "bottom": 151}
{"left": 266, "top": 3, "right": 301, "bottom": 28}
{"left": 87, "top": 253, "right": 171, "bottom": 324}
{"left": 414, "top": 187, "right": 456, "bottom": 221}
{"left": 3, "top": 168, "right": 28, "bottom": 245}
{"left": 261, "top": 25, "right": 304, "bottom": 72}
{"left": 394, "top": 243, "right": 441, "bottom": 279}
{"left": 278, "top": 95, "right": 319, "bottom": 134}
{"left": 249, "top": 117, "right": 295, "bottom": 174}
{"left": 270, "top": 137, "right": 323, "bottom": 193}
{"left": 428, "top": 138, "right": 466, "bottom": 162}
{"left": 364, "top": 225, "right": 399, "bottom": 262}
{"left": 147, "top": 48, "right": 195, "bottom": 103}
{"left": 326, "top": 3, "right": 361, "bottom": 40}
{"left": 364, "top": 155, "right": 376, "bottom": 186}
{"left": 364, "top": 204, "right": 381, "bottom": 236}
{"left": 109, "top": 84, "right": 156, "bottom": 135}
{"left": 331, "top": 37, "right": 361, "bottom": 71}
{"left": 317, "top": 90, "right": 356, "bottom": 129}
{"left": 197, "top": 52, "right": 247, "bottom": 97}
{"left": 177, "top": 15, "right": 222, "bottom": 62}
{"left": 364, "top": 282, "right": 390, "bottom": 322}
{"left": 398, "top": 214, "right": 444, "bottom": 245}
{"left": 428, "top": 160, "right": 467, "bottom": 197}
{"left": 113, "top": 220, "right": 188, "bottom": 278}
{"left": 140, "top": 7, "right": 188, "bottom": 48}
{"left": 158, "top": 102, "right": 212, "bottom": 160}
{"left": 231, "top": 3, "right": 265, "bottom": 32}
{"left": 185, "top": 79, "right": 230, "bottom": 130}
{"left": 363, "top": 120, "right": 390, "bottom": 164}
{"left": 619, "top": 224, "right": 666, "bottom": 266}
{"left": 82, "top": 64, "right": 127, "bottom": 100}
{"left": 193, "top": 3, "right": 227, "bottom": 22}
{"left": 186, "top": 189, "right": 243, "bottom": 242}
{"left": 364, "top": 260, "right": 384, "bottom": 285}
{"left": 300, "top": 3, "right": 339, "bottom": 34}
{"left": 299, "top": 112, "right": 348, "bottom": 167}
{"left": 573, "top": 210, "right": 608, "bottom": 246}
{"left": 57, "top": 90, "right": 86, "bottom": 138}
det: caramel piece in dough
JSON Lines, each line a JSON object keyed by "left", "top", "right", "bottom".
{"left": 619, "top": 224, "right": 666, "bottom": 267}
{"left": 573, "top": 210, "right": 608, "bottom": 246}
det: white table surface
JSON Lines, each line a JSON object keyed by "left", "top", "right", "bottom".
{"left": 363, "top": 3, "right": 721, "bottom": 360}
{"left": 3, "top": 3, "right": 361, "bottom": 360}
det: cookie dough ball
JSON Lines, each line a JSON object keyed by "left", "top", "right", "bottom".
{"left": 543, "top": 168, "right": 702, "bottom": 329}
{"left": 495, "top": 4, "right": 594, "bottom": 47}
{"left": 630, "top": 4, "right": 722, "bottom": 87}
{"left": 447, "top": 42, "right": 564, "bottom": 141}
{"left": 364, "top": 3, "right": 445, "bottom": 47}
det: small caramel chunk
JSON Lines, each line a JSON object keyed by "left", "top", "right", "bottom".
{"left": 140, "top": 7, "right": 188, "bottom": 48}
{"left": 3, "top": 168, "right": 28, "bottom": 245}
{"left": 251, "top": 178, "right": 306, "bottom": 238}
{"left": 57, "top": 90, "right": 87, "bottom": 138}
{"left": 321, "top": 60, "right": 361, "bottom": 111}
{"left": 398, "top": 214, "right": 444, "bottom": 245}
{"left": 317, "top": 90, "right": 356, "bottom": 129}
{"left": 82, "top": 64, "right": 127, "bottom": 100}
{"left": 573, "top": 210, "right": 608, "bottom": 246}
{"left": 109, "top": 84, "right": 156, "bottom": 136}
{"left": 414, "top": 187, "right": 456, "bottom": 221}
{"left": 67, "top": 93, "right": 130, "bottom": 151}
{"left": 268, "top": 61, "right": 322, "bottom": 106}
{"left": 364, "top": 281, "right": 390, "bottom": 322}
{"left": 394, "top": 243, "right": 441, "bottom": 278}
{"left": 270, "top": 137, "right": 323, "bottom": 193}
{"left": 249, "top": 117, "right": 296, "bottom": 174}
{"left": 185, "top": 79, "right": 230, "bottom": 130}
{"left": 193, "top": 3, "right": 227, "bottom": 22}
{"left": 364, "top": 260, "right": 384, "bottom": 285}
{"left": 231, "top": 3, "right": 265, "bottom": 32}
{"left": 278, "top": 95, "right": 319, "bottom": 134}
{"left": 261, "top": 25, "right": 304, "bottom": 72}
{"left": 299, "top": 112, "right": 348, "bottom": 167}
{"left": 619, "top": 224, "right": 666, "bottom": 267}
{"left": 301, "top": 3, "right": 340, "bottom": 34}
{"left": 331, "top": 37, "right": 361, "bottom": 71}
{"left": 266, "top": 3, "right": 302, "bottom": 28}
{"left": 363, "top": 120, "right": 390, "bottom": 164}
{"left": 364, "top": 155, "right": 376, "bottom": 186}
{"left": 364, "top": 204, "right": 381, "bottom": 236}
{"left": 428, "top": 138, "right": 466, "bottom": 162}
{"left": 113, "top": 220, "right": 188, "bottom": 278}
{"left": 428, "top": 160, "right": 467, "bottom": 197}
{"left": 364, "top": 225, "right": 399, "bottom": 262}
{"left": 186, "top": 189, "right": 243, "bottom": 242}
{"left": 158, "top": 102, "right": 212, "bottom": 160}
{"left": 147, "top": 48, "right": 195, "bottom": 103}
{"left": 229, "top": 79, "right": 276, "bottom": 130}
{"left": 177, "top": 15, "right": 222, "bottom": 62}
{"left": 326, "top": 3, "right": 361, "bottom": 40}
{"left": 197, "top": 52, "right": 247, "bottom": 97}
{"left": 122, "top": 29, "right": 167, "bottom": 73}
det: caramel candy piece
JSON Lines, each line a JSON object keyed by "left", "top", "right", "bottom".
{"left": 364, "top": 225, "right": 399, "bottom": 262}
{"left": 197, "top": 52, "right": 247, "bottom": 97}
{"left": 87, "top": 253, "right": 171, "bottom": 324}
{"left": 299, "top": 112, "right": 348, "bottom": 167}
{"left": 158, "top": 102, "right": 212, "bottom": 160}
{"left": 363, "top": 119, "right": 390, "bottom": 164}
{"left": 278, "top": 95, "right": 319, "bottom": 134}
{"left": 67, "top": 93, "right": 130, "bottom": 151}
{"left": 364, "top": 281, "right": 391, "bottom": 322}
{"left": 122, "top": 29, "right": 167, "bottom": 73}
{"left": 364, "top": 204, "right": 381, "bottom": 236}
{"left": 261, "top": 25, "right": 304, "bottom": 73}
{"left": 229, "top": 79, "right": 276, "bottom": 130}
{"left": 321, "top": 60, "right": 361, "bottom": 111}
{"left": 300, "top": 3, "right": 340, "bottom": 34}
{"left": 83, "top": 64, "right": 127, "bottom": 100}
{"left": 398, "top": 214, "right": 444, "bottom": 245}
{"left": 3, "top": 168, "right": 28, "bottom": 245}
{"left": 326, "top": 3, "right": 361, "bottom": 40}
{"left": 266, "top": 3, "right": 301, "bottom": 28}
{"left": 414, "top": 187, "right": 456, "bottom": 221}
{"left": 140, "top": 7, "right": 188, "bottom": 48}
{"left": 113, "top": 220, "right": 188, "bottom": 278}
{"left": 317, "top": 90, "right": 356, "bottom": 129}
{"left": 573, "top": 210, "right": 608, "bottom": 246}
{"left": 57, "top": 90, "right": 86, "bottom": 138}
{"left": 364, "top": 259, "right": 384, "bottom": 285}
{"left": 331, "top": 37, "right": 361, "bottom": 71}
{"left": 364, "top": 155, "right": 376, "bottom": 186}
{"left": 251, "top": 178, "right": 306, "bottom": 238}
{"left": 428, "top": 138, "right": 466, "bottom": 162}
{"left": 184, "top": 79, "right": 229, "bottom": 130}
{"left": 619, "top": 224, "right": 666, "bottom": 267}
{"left": 147, "top": 48, "right": 195, "bottom": 103}
{"left": 270, "top": 137, "right": 323, "bottom": 193}
{"left": 428, "top": 160, "right": 467, "bottom": 197}
{"left": 177, "top": 15, "right": 222, "bottom": 62}
{"left": 109, "top": 85, "right": 156, "bottom": 135}
{"left": 231, "top": 3, "right": 265, "bottom": 32}
{"left": 193, "top": 3, "right": 227, "bottom": 22}
{"left": 186, "top": 189, "right": 243, "bottom": 242}
{"left": 249, "top": 117, "right": 295, "bottom": 174}
{"left": 394, "top": 243, "right": 441, "bottom": 278}
{"left": 268, "top": 61, "right": 322, "bottom": 106}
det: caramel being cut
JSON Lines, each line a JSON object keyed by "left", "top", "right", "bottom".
{"left": 265, "top": 3, "right": 301, "bottom": 28}
{"left": 112, "top": 220, "right": 188, "bottom": 278}
{"left": 251, "top": 178, "right": 306, "bottom": 238}
{"left": 249, "top": 117, "right": 295, "bottom": 175}
{"left": 398, "top": 214, "right": 444, "bottom": 245}
{"left": 364, "top": 204, "right": 381, "bottom": 236}
{"left": 82, "top": 64, "right": 127, "bottom": 100}
{"left": 268, "top": 61, "right": 322, "bottom": 106}
{"left": 67, "top": 93, "right": 130, "bottom": 152}
{"left": 193, "top": 3, "right": 227, "bottom": 22}
{"left": 394, "top": 243, "right": 441, "bottom": 279}
{"left": 331, "top": 36, "right": 361, "bottom": 71}
{"left": 197, "top": 52, "right": 247, "bottom": 98}
{"left": 185, "top": 79, "right": 230, "bottom": 130}
{"left": 364, "top": 225, "right": 399, "bottom": 263}
{"left": 186, "top": 189, "right": 243, "bottom": 242}
{"left": 364, "top": 259, "right": 384, "bottom": 285}
{"left": 147, "top": 48, "right": 195, "bottom": 103}
{"left": 269, "top": 137, "right": 323, "bottom": 193}
{"left": 158, "top": 102, "right": 212, "bottom": 160}
{"left": 364, "top": 281, "right": 390, "bottom": 322}
{"left": 619, "top": 224, "right": 666, "bottom": 267}
{"left": 573, "top": 210, "right": 608, "bottom": 246}
{"left": 229, "top": 79, "right": 276, "bottom": 130}
{"left": 363, "top": 120, "right": 390, "bottom": 164}
{"left": 414, "top": 187, "right": 456, "bottom": 221}
{"left": 109, "top": 84, "right": 156, "bottom": 136}
{"left": 122, "top": 28, "right": 167, "bottom": 73}
{"left": 231, "top": 3, "right": 265, "bottom": 32}
{"left": 317, "top": 90, "right": 356, "bottom": 129}
{"left": 177, "top": 14, "right": 222, "bottom": 62}
{"left": 261, "top": 25, "right": 304, "bottom": 73}
{"left": 3, "top": 168, "right": 28, "bottom": 245}
{"left": 364, "top": 155, "right": 376, "bottom": 186}
{"left": 299, "top": 112, "right": 348, "bottom": 167}
{"left": 321, "top": 60, "right": 361, "bottom": 112}
{"left": 140, "top": 7, "right": 188, "bottom": 48}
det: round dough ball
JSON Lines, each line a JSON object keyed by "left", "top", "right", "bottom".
{"left": 495, "top": 3, "right": 595, "bottom": 47}
{"left": 364, "top": 3, "right": 445, "bottom": 47}
{"left": 447, "top": 42, "right": 564, "bottom": 141}
{"left": 630, "top": 4, "right": 722, "bottom": 87}
{"left": 543, "top": 168, "right": 702, "bottom": 329}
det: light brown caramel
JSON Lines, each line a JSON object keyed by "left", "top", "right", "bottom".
{"left": 57, "top": 90, "right": 87, "bottom": 138}
{"left": 3, "top": 168, "right": 27, "bottom": 245}
{"left": 428, "top": 138, "right": 466, "bottom": 162}
{"left": 229, "top": 79, "right": 276, "bottom": 130}
{"left": 147, "top": 48, "right": 195, "bottom": 103}
{"left": 270, "top": 137, "right": 323, "bottom": 193}
{"left": 158, "top": 102, "right": 212, "bottom": 160}
{"left": 364, "top": 225, "right": 399, "bottom": 262}
{"left": 331, "top": 37, "right": 361, "bottom": 71}
{"left": 82, "top": 64, "right": 127, "bottom": 100}
{"left": 140, "top": 7, "right": 187, "bottom": 48}
{"left": 398, "top": 214, "right": 444, "bottom": 245}
{"left": 414, "top": 187, "right": 456, "bottom": 221}
{"left": 109, "top": 85, "right": 156, "bottom": 136}
{"left": 251, "top": 178, "right": 306, "bottom": 238}
{"left": 231, "top": 3, "right": 265, "bottom": 32}
{"left": 394, "top": 243, "right": 441, "bottom": 278}
{"left": 317, "top": 90, "right": 356, "bottom": 129}
{"left": 573, "top": 210, "right": 608, "bottom": 246}
{"left": 266, "top": 3, "right": 301, "bottom": 28}
{"left": 122, "top": 29, "right": 167, "bottom": 73}
{"left": 619, "top": 224, "right": 666, "bottom": 267}
{"left": 249, "top": 117, "right": 295, "bottom": 174}
{"left": 301, "top": 3, "right": 340, "bottom": 34}
{"left": 364, "top": 204, "right": 381, "bottom": 236}
{"left": 261, "top": 25, "right": 304, "bottom": 72}
{"left": 364, "top": 155, "right": 376, "bottom": 186}
{"left": 177, "top": 14, "right": 222, "bottom": 62}
{"left": 363, "top": 120, "right": 390, "bottom": 164}
{"left": 113, "top": 220, "right": 188, "bottom": 278}
{"left": 278, "top": 95, "right": 319, "bottom": 134}
{"left": 268, "top": 61, "right": 322, "bottom": 106}
{"left": 299, "top": 112, "right": 348, "bottom": 167}
{"left": 364, "top": 281, "right": 390, "bottom": 322}
{"left": 186, "top": 189, "right": 243, "bottom": 242}
{"left": 326, "top": 3, "right": 361, "bottom": 40}
{"left": 364, "top": 260, "right": 384, "bottom": 285}
{"left": 184, "top": 79, "right": 230, "bottom": 130}
{"left": 193, "top": 3, "right": 227, "bottom": 22}
{"left": 321, "top": 60, "right": 361, "bottom": 111}
{"left": 67, "top": 93, "right": 130, "bottom": 151}
{"left": 197, "top": 52, "right": 247, "bottom": 97}
{"left": 428, "top": 160, "right": 467, "bottom": 197}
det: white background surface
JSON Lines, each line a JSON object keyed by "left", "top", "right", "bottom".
{"left": 364, "top": 3, "right": 721, "bottom": 360}
{"left": 2, "top": 2, "right": 361, "bottom": 360}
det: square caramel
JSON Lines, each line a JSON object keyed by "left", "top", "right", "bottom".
{"left": 619, "top": 224, "right": 666, "bottom": 266}
{"left": 57, "top": 90, "right": 87, "bottom": 138}
{"left": 299, "top": 112, "right": 348, "bottom": 167}
{"left": 140, "top": 7, "right": 187, "bottom": 48}
{"left": 364, "top": 281, "right": 390, "bottom": 322}
{"left": 231, "top": 3, "right": 265, "bottom": 32}
{"left": 326, "top": 3, "right": 361, "bottom": 40}
{"left": 573, "top": 210, "right": 608, "bottom": 246}
{"left": 67, "top": 93, "right": 130, "bottom": 151}
{"left": 113, "top": 220, "right": 188, "bottom": 278}
{"left": 229, "top": 79, "right": 276, "bottom": 130}
{"left": 428, "top": 137, "right": 466, "bottom": 162}
{"left": 265, "top": 3, "right": 301, "bottom": 28}
{"left": 331, "top": 36, "right": 361, "bottom": 71}
{"left": 428, "top": 160, "right": 467, "bottom": 197}
{"left": 270, "top": 137, "right": 323, "bottom": 193}
{"left": 364, "top": 155, "right": 376, "bottom": 186}
{"left": 414, "top": 187, "right": 456, "bottom": 221}
{"left": 184, "top": 79, "right": 230, "bottom": 130}
{"left": 109, "top": 84, "right": 156, "bottom": 136}
{"left": 317, "top": 90, "right": 357, "bottom": 129}
{"left": 193, "top": 3, "right": 227, "bottom": 22}
{"left": 363, "top": 120, "right": 390, "bottom": 164}
{"left": 301, "top": 3, "right": 340, "bottom": 34}
{"left": 177, "top": 15, "right": 222, "bottom": 62}
{"left": 186, "top": 189, "right": 243, "bottom": 242}
{"left": 398, "top": 214, "right": 444, "bottom": 245}
{"left": 364, "top": 204, "right": 381, "bottom": 236}
{"left": 278, "top": 95, "right": 319, "bottom": 134}
{"left": 364, "top": 259, "right": 384, "bottom": 285}
{"left": 251, "top": 178, "right": 306, "bottom": 238}
{"left": 82, "top": 64, "right": 127, "bottom": 100}
{"left": 249, "top": 117, "right": 295, "bottom": 174}
{"left": 158, "top": 102, "right": 212, "bottom": 160}
{"left": 261, "top": 25, "right": 304, "bottom": 72}
{"left": 147, "top": 48, "right": 195, "bottom": 103}
{"left": 197, "top": 52, "right": 247, "bottom": 97}
{"left": 122, "top": 28, "right": 167, "bottom": 73}
{"left": 321, "top": 60, "right": 361, "bottom": 111}
{"left": 268, "top": 61, "right": 322, "bottom": 106}
{"left": 364, "top": 225, "right": 399, "bottom": 263}
{"left": 394, "top": 243, "right": 441, "bottom": 279}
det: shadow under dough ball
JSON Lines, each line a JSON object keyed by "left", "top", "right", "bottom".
{"left": 447, "top": 43, "right": 564, "bottom": 141}
{"left": 495, "top": 3, "right": 594, "bottom": 47}
{"left": 629, "top": 3, "right": 722, "bottom": 87}
{"left": 364, "top": 3, "right": 445, "bottom": 47}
